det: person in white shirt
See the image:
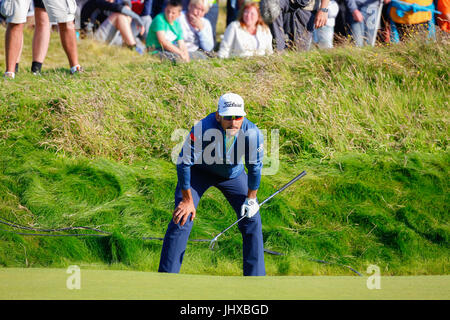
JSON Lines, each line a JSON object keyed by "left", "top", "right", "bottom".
{"left": 218, "top": 1, "right": 273, "bottom": 58}
{"left": 178, "top": 0, "right": 215, "bottom": 59}
{"left": 313, "top": 0, "right": 339, "bottom": 48}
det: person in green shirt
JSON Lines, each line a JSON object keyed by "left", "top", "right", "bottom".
{"left": 146, "top": 0, "right": 190, "bottom": 62}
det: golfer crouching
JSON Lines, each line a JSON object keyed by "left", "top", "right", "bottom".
{"left": 158, "top": 93, "right": 265, "bottom": 276}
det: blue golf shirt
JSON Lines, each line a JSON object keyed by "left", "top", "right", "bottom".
{"left": 177, "top": 112, "right": 264, "bottom": 191}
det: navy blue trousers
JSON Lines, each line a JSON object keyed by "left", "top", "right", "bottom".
{"left": 158, "top": 167, "right": 266, "bottom": 276}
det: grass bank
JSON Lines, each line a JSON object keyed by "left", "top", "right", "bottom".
{"left": 0, "top": 27, "right": 448, "bottom": 276}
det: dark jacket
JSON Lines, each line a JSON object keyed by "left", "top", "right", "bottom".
{"left": 80, "top": 0, "right": 151, "bottom": 30}
{"left": 80, "top": 0, "right": 125, "bottom": 30}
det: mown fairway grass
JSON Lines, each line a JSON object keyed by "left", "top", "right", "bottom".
{"left": 1, "top": 268, "right": 449, "bottom": 300}
{"left": 0, "top": 26, "right": 448, "bottom": 277}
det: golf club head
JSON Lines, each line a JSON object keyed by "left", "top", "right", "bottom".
{"left": 209, "top": 236, "right": 219, "bottom": 250}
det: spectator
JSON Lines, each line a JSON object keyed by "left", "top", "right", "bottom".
{"left": 260, "top": 0, "right": 282, "bottom": 25}
{"left": 80, "top": 0, "right": 146, "bottom": 53}
{"left": 218, "top": 1, "right": 273, "bottom": 58}
{"left": 148, "top": 0, "right": 218, "bottom": 43}
{"left": 313, "top": 0, "right": 339, "bottom": 48}
{"left": 269, "top": 0, "right": 330, "bottom": 51}
{"left": 1, "top": 0, "right": 51, "bottom": 75}
{"left": 146, "top": 0, "right": 190, "bottom": 62}
{"left": 387, "top": 0, "right": 435, "bottom": 42}
{"left": 30, "top": 0, "right": 51, "bottom": 75}
{"left": 378, "top": 0, "right": 391, "bottom": 43}
{"left": 75, "top": 1, "right": 89, "bottom": 29}
{"left": 2, "top": 0, "right": 82, "bottom": 79}
{"left": 130, "top": 0, "right": 153, "bottom": 40}
{"left": 150, "top": 0, "right": 186, "bottom": 16}
{"left": 178, "top": 0, "right": 214, "bottom": 59}
{"left": 333, "top": 0, "right": 351, "bottom": 39}
{"left": 437, "top": 0, "right": 449, "bottom": 32}
{"left": 226, "top": 0, "right": 244, "bottom": 26}
{"left": 344, "top": 0, "right": 383, "bottom": 46}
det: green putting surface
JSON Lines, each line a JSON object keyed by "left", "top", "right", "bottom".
{"left": 0, "top": 268, "right": 449, "bottom": 300}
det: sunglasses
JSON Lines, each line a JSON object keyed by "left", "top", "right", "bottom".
{"left": 222, "top": 116, "right": 244, "bottom": 121}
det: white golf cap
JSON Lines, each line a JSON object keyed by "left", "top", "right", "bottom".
{"left": 217, "top": 93, "right": 246, "bottom": 117}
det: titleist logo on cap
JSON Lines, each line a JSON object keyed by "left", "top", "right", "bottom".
{"left": 223, "top": 101, "right": 243, "bottom": 108}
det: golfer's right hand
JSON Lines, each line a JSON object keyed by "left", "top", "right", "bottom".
{"left": 173, "top": 200, "right": 196, "bottom": 226}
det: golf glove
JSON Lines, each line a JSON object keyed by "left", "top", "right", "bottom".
{"left": 241, "top": 198, "right": 259, "bottom": 218}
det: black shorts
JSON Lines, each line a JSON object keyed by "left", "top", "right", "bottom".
{"left": 33, "top": 0, "right": 45, "bottom": 9}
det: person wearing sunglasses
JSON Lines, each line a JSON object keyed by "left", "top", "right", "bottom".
{"left": 159, "top": 92, "right": 266, "bottom": 276}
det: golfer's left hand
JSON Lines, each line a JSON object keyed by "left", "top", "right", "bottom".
{"left": 173, "top": 199, "right": 196, "bottom": 226}
{"left": 240, "top": 198, "right": 259, "bottom": 218}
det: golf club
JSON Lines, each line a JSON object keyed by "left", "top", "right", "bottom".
{"left": 209, "top": 170, "right": 307, "bottom": 250}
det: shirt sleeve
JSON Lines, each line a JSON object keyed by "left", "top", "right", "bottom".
{"left": 218, "top": 22, "right": 237, "bottom": 58}
{"left": 177, "top": 24, "right": 184, "bottom": 41}
{"left": 344, "top": 0, "right": 358, "bottom": 13}
{"left": 264, "top": 29, "right": 273, "bottom": 55}
{"left": 152, "top": 14, "right": 167, "bottom": 31}
{"left": 146, "top": 13, "right": 165, "bottom": 46}
{"left": 176, "top": 126, "right": 203, "bottom": 190}
{"left": 197, "top": 19, "right": 214, "bottom": 52}
{"left": 245, "top": 127, "right": 264, "bottom": 190}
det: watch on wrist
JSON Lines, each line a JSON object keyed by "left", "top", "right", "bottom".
{"left": 319, "top": 8, "right": 328, "bottom": 12}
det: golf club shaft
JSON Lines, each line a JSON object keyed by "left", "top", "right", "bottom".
{"left": 259, "top": 171, "right": 306, "bottom": 207}
{"left": 211, "top": 171, "right": 307, "bottom": 245}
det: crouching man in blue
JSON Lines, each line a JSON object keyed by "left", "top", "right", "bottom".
{"left": 158, "top": 93, "right": 266, "bottom": 276}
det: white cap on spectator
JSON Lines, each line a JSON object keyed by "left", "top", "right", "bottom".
{"left": 218, "top": 93, "right": 246, "bottom": 117}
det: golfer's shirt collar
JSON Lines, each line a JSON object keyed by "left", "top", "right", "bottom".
{"left": 182, "top": 114, "right": 258, "bottom": 167}
{"left": 217, "top": 119, "right": 246, "bottom": 156}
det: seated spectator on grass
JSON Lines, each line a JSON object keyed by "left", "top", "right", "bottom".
{"left": 178, "top": 0, "right": 214, "bottom": 59}
{"left": 146, "top": 0, "right": 190, "bottom": 62}
{"left": 218, "top": 1, "right": 273, "bottom": 58}
{"left": 130, "top": 0, "right": 153, "bottom": 40}
{"left": 80, "top": 0, "right": 146, "bottom": 54}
